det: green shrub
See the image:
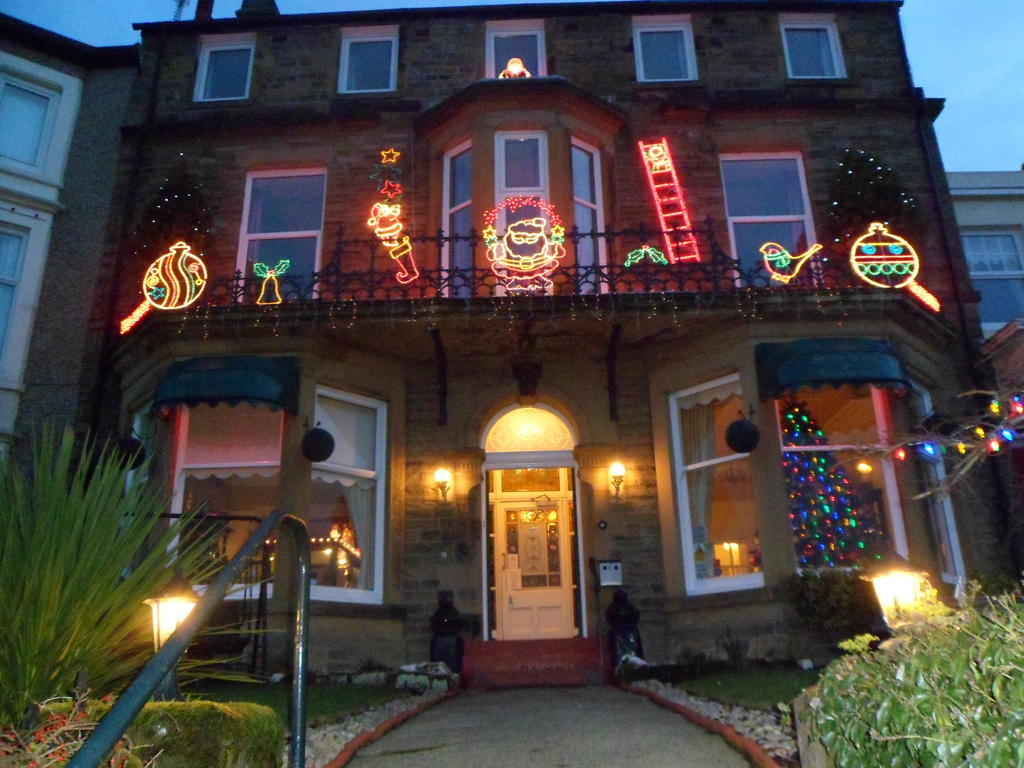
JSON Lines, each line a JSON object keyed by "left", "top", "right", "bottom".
{"left": 807, "top": 592, "right": 1024, "bottom": 767}
{"left": 0, "top": 430, "right": 218, "bottom": 725}
{"left": 786, "top": 569, "right": 882, "bottom": 641}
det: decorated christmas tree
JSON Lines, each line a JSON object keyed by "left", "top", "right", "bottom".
{"left": 823, "top": 149, "right": 920, "bottom": 246}
{"left": 132, "top": 154, "right": 214, "bottom": 265}
{"left": 781, "top": 401, "right": 886, "bottom": 568}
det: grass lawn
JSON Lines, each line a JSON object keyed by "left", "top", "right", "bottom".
{"left": 678, "top": 667, "right": 820, "bottom": 710}
{"left": 187, "top": 681, "right": 408, "bottom": 726}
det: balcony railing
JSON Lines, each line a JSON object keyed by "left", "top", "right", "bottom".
{"left": 198, "top": 222, "right": 879, "bottom": 307}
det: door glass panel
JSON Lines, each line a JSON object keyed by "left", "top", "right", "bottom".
{"left": 506, "top": 508, "right": 560, "bottom": 588}
{"left": 501, "top": 467, "right": 560, "bottom": 492}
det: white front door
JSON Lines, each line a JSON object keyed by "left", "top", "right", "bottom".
{"left": 493, "top": 494, "right": 576, "bottom": 640}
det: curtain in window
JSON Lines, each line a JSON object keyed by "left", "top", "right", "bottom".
{"left": 680, "top": 401, "right": 715, "bottom": 532}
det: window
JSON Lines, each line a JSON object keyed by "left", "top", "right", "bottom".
{"left": 571, "top": 138, "right": 606, "bottom": 272}
{"left": 194, "top": 34, "right": 255, "bottom": 101}
{"left": 720, "top": 154, "right": 815, "bottom": 272}
{"left": 339, "top": 26, "right": 399, "bottom": 93}
{"left": 486, "top": 20, "right": 546, "bottom": 78}
{"left": 238, "top": 170, "right": 326, "bottom": 294}
{"left": 632, "top": 16, "right": 697, "bottom": 82}
{"left": 310, "top": 388, "right": 387, "bottom": 603}
{"left": 670, "top": 375, "right": 764, "bottom": 595}
{"left": 777, "top": 385, "right": 908, "bottom": 569}
{"left": 962, "top": 231, "right": 1024, "bottom": 333}
{"left": 780, "top": 16, "right": 845, "bottom": 79}
{"left": 0, "top": 75, "right": 54, "bottom": 167}
{"left": 0, "top": 227, "right": 25, "bottom": 361}
{"left": 495, "top": 131, "right": 548, "bottom": 226}
{"left": 443, "top": 141, "right": 473, "bottom": 296}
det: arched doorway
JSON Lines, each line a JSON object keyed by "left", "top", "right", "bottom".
{"left": 481, "top": 405, "right": 583, "bottom": 640}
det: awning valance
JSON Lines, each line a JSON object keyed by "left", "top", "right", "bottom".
{"left": 153, "top": 356, "right": 300, "bottom": 413}
{"left": 755, "top": 338, "right": 909, "bottom": 400}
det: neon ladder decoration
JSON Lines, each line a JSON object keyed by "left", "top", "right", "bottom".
{"left": 367, "top": 147, "right": 420, "bottom": 285}
{"left": 849, "top": 222, "right": 940, "bottom": 312}
{"left": 637, "top": 138, "right": 701, "bottom": 263}
{"left": 119, "top": 241, "right": 208, "bottom": 335}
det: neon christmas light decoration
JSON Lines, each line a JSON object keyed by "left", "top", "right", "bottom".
{"left": 624, "top": 245, "right": 668, "bottom": 267}
{"left": 849, "top": 222, "right": 940, "bottom": 312}
{"left": 254, "top": 259, "right": 290, "bottom": 305}
{"left": 483, "top": 196, "right": 565, "bottom": 292}
{"left": 119, "top": 241, "right": 208, "bottom": 335}
{"left": 637, "top": 139, "right": 701, "bottom": 263}
{"left": 499, "top": 57, "right": 531, "bottom": 78}
{"left": 367, "top": 147, "right": 420, "bottom": 285}
{"left": 760, "top": 242, "right": 823, "bottom": 284}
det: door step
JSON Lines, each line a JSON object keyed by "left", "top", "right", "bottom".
{"left": 462, "top": 637, "right": 606, "bottom": 689}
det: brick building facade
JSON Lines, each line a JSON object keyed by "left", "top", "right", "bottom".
{"left": 74, "top": 0, "right": 1011, "bottom": 672}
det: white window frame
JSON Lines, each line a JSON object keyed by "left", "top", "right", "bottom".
{"left": 961, "top": 228, "right": 1024, "bottom": 336}
{"left": 719, "top": 152, "right": 817, "bottom": 264}
{"left": 193, "top": 33, "right": 255, "bottom": 102}
{"left": 486, "top": 19, "right": 546, "bottom": 78}
{"left": 494, "top": 131, "right": 549, "bottom": 227}
{"left": 338, "top": 25, "right": 399, "bottom": 94}
{"left": 570, "top": 137, "right": 607, "bottom": 270}
{"left": 670, "top": 374, "right": 766, "bottom": 595}
{"left": 442, "top": 139, "right": 473, "bottom": 273}
{"left": 0, "top": 223, "right": 26, "bottom": 364}
{"left": 236, "top": 168, "right": 326, "bottom": 283}
{"left": 632, "top": 15, "right": 698, "bottom": 83}
{"left": 779, "top": 15, "right": 846, "bottom": 80}
{"left": 311, "top": 386, "right": 388, "bottom": 605}
{"left": 774, "top": 385, "right": 910, "bottom": 561}
{"left": 0, "top": 74, "right": 57, "bottom": 170}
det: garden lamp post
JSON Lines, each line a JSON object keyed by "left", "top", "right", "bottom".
{"left": 144, "top": 572, "right": 199, "bottom": 700}
{"left": 862, "top": 551, "right": 928, "bottom": 628}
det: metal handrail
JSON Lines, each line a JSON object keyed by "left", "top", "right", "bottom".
{"left": 68, "top": 509, "right": 311, "bottom": 768}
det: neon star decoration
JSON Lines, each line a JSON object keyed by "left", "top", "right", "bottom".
{"left": 624, "top": 245, "right": 668, "bottom": 267}
{"left": 638, "top": 139, "right": 701, "bottom": 263}
{"left": 367, "top": 148, "right": 419, "bottom": 284}
{"left": 483, "top": 196, "right": 565, "bottom": 292}
{"left": 119, "top": 241, "right": 207, "bottom": 335}
{"left": 254, "top": 259, "right": 290, "bottom": 305}
{"left": 760, "top": 242, "right": 823, "bottom": 284}
{"left": 849, "top": 222, "right": 940, "bottom": 312}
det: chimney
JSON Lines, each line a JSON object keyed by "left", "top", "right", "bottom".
{"left": 195, "top": 0, "right": 214, "bottom": 21}
{"left": 236, "top": 0, "right": 279, "bottom": 19}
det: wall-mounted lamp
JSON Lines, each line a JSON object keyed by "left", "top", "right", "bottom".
{"left": 609, "top": 462, "right": 626, "bottom": 498}
{"left": 434, "top": 468, "right": 452, "bottom": 501}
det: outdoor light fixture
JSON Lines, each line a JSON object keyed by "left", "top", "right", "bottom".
{"left": 609, "top": 462, "right": 626, "bottom": 498}
{"left": 862, "top": 552, "right": 928, "bottom": 627}
{"left": 144, "top": 572, "right": 199, "bottom": 701}
{"left": 434, "top": 468, "right": 452, "bottom": 501}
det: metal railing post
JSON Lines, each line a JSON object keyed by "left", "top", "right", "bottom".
{"left": 280, "top": 515, "right": 311, "bottom": 768}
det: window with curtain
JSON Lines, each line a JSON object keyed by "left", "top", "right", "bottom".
{"left": 671, "top": 375, "right": 762, "bottom": 594}
{"left": 495, "top": 131, "right": 549, "bottom": 228}
{"left": 311, "top": 387, "right": 387, "bottom": 603}
{"left": 0, "top": 227, "right": 25, "bottom": 360}
{"left": 962, "top": 231, "right": 1024, "bottom": 333}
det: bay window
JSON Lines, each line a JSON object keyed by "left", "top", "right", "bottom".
{"left": 670, "top": 374, "right": 764, "bottom": 594}
{"left": 571, "top": 138, "right": 605, "bottom": 273}
{"left": 495, "top": 131, "right": 549, "bottom": 226}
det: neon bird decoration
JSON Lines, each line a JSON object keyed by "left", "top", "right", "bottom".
{"left": 119, "top": 241, "right": 207, "bottom": 335}
{"left": 254, "top": 259, "right": 290, "bottom": 305}
{"left": 637, "top": 138, "right": 701, "bottom": 263}
{"left": 367, "top": 148, "right": 419, "bottom": 284}
{"left": 760, "top": 242, "right": 823, "bottom": 284}
{"left": 483, "top": 196, "right": 565, "bottom": 292}
{"left": 849, "top": 222, "right": 940, "bottom": 312}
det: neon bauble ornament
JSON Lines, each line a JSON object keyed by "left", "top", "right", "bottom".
{"left": 637, "top": 139, "right": 701, "bottom": 263}
{"left": 849, "top": 222, "right": 940, "bottom": 312}
{"left": 760, "top": 242, "right": 823, "bottom": 284}
{"left": 483, "top": 196, "right": 565, "bottom": 292}
{"left": 119, "top": 241, "right": 207, "bottom": 334}
{"left": 254, "top": 259, "right": 290, "bottom": 305}
{"left": 367, "top": 148, "right": 419, "bottom": 284}
{"left": 624, "top": 245, "right": 668, "bottom": 267}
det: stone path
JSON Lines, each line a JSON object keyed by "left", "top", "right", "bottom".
{"left": 348, "top": 687, "right": 750, "bottom": 767}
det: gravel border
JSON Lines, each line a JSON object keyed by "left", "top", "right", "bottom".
{"left": 627, "top": 680, "right": 798, "bottom": 767}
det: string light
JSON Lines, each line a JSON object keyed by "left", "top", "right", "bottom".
{"left": 637, "top": 139, "right": 701, "bottom": 263}
{"left": 119, "top": 241, "right": 207, "bottom": 334}
{"left": 849, "top": 222, "right": 940, "bottom": 312}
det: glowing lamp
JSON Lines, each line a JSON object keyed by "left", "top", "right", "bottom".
{"left": 862, "top": 553, "right": 929, "bottom": 627}
{"left": 609, "top": 462, "right": 626, "bottom": 498}
{"left": 499, "top": 57, "right": 531, "bottom": 78}
{"left": 434, "top": 468, "right": 452, "bottom": 501}
{"left": 855, "top": 460, "right": 873, "bottom": 474}
{"left": 145, "top": 573, "right": 199, "bottom": 653}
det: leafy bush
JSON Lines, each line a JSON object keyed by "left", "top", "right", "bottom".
{"left": 0, "top": 430, "right": 217, "bottom": 725}
{"left": 807, "top": 591, "right": 1024, "bottom": 767}
{"left": 786, "top": 569, "right": 884, "bottom": 641}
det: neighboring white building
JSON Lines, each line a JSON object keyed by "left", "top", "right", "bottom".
{"left": 948, "top": 170, "right": 1024, "bottom": 338}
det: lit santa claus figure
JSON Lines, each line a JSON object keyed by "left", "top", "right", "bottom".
{"left": 483, "top": 197, "right": 566, "bottom": 292}
{"left": 499, "top": 57, "right": 531, "bottom": 78}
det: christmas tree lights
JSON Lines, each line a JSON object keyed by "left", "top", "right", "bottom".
{"left": 824, "top": 148, "right": 919, "bottom": 246}
{"left": 637, "top": 139, "right": 701, "bottom": 263}
{"left": 781, "top": 401, "right": 886, "bottom": 568}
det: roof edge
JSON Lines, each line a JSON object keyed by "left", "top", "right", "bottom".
{"left": 0, "top": 13, "right": 137, "bottom": 67}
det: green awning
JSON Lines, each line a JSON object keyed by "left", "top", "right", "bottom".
{"left": 755, "top": 338, "right": 909, "bottom": 399}
{"left": 153, "top": 356, "right": 300, "bottom": 413}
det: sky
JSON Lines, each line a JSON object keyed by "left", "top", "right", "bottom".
{"left": 5, "top": 0, "right": 1023, "bottom": 172}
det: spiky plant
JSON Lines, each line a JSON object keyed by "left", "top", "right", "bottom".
{"left": 0, "top": 430, "right": 218, "bottom": 725}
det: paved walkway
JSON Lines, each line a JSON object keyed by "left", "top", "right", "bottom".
{"left": 349, "top": 687, "right": 749, "bottom": 767}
